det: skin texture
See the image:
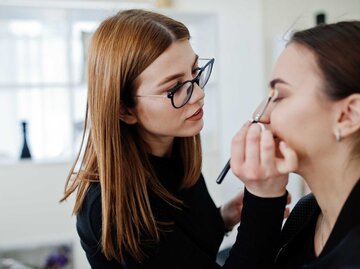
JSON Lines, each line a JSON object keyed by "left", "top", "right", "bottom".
{"left": 129, "top": 40, "right": 205, "bottom": 157}
{"left": 231, "top": 42, "right": 360, "bottom": 256}
{"left": 263, "top": 43, "right": 335, "bottom": 167}
{"left": 266, "top": 42, "right": 360, "bottom": 256}
{"left": 126, "top": 39, "right": 244, "bottom": 231}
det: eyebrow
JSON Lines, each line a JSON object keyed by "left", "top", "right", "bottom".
{"left": 157, "top": 54, "right": 199, "bottom": 87}
{"left": 269, "top": 78, "right": 290, "bottom": 89}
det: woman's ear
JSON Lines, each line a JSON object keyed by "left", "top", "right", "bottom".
{"left": 335, "top": 94, "right": 360, "bottom": 139}
{"left": 120, "top": 102, "right": 137, "bottom": 124}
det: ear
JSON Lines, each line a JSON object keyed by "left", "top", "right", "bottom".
{"left": 334, "top": 94, "right": 360, "bottom": 139}
{"left": 120, "top": 102, "right": 137, "bottom": 125}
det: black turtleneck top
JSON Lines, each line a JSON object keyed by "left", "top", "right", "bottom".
{"left": 76, "top": 154, "right": 287, "bottom": 269}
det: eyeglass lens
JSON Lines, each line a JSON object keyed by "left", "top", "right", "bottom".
{"left": 172, "top": 60, "right": 213, "bottom": 108}
{"left": 172, "top": 82, "right": 193, "bottom": 108}
{"left": 199, "top": 61, "right": 212, "bottom": 88}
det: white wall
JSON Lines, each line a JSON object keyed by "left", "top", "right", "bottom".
{"left": 0, "top": 161, "right": 89, "bottom": 268}
{"left": 262, "top": 0, "right": 360, "bottom": 80}
{"left": 172, "top": 0, "right": 265, "bottom": 202}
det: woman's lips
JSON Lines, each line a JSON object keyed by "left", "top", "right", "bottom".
{"left": 187, "top": 108, "right": 203, "bottom": 121}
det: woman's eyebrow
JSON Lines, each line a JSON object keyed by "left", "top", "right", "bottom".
{"left": 269, "top": 78, "right": 291, "bottom": 89}
{"left": 192, "top": 54, "right": 199, "bottom": 68}
{"left": 157, "top": 73, "right": 184, "bottom": 87}
{"left": 157, "top": 54, "right": 199, "bottom": 87}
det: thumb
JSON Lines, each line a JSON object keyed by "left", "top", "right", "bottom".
{"left": 276, "top": 141, "right": 298, "bottom": 174}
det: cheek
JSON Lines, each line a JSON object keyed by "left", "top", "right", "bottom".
{"left": 271, "top": 104, "right": 302, "bottom": 145}
{"left": 136, "top": 104, "right": 182, "bottom": 132}
{"left": 271, "top": 107, "right": 289, "bottom": 134}
{"left": 271, "top": 96, "right": 309, "bottom": 126}
{"left": 271, "top": 109, "right": 302, "bottom": 160}
{"left": 271, "top": 102, "right": 321, "bottom": 158}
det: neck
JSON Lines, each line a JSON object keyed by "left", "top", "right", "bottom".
{"left": 301, "top": 154, "right": 360, "bottom": 229}
{"left": 299, "top": 142, "right": 360, "bottom": 257}
{"left": 145, "top": 136, "right": 174, "bottom": 158}
{"left": 138, "top": 127, "right": 175, "bottom": 158}
{"left": 304, "top": 156, "right": 359, "bottom": 257}
{"left": 151, "top": 143, "right": 173, "bottom": 157}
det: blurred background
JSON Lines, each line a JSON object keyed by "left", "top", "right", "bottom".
{"left": 0, "top": 0, "right": 359, "bottom": 268}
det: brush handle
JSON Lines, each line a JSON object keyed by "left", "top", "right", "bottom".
{"left": 216, "top": 159, "right": 230, "bottom": 184}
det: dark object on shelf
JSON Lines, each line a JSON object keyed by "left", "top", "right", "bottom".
{"left": 20, "top": 121, "right": 31, "bottom": 159}
{"left": 316, "top": 12, "right": 326, "bottom": 25}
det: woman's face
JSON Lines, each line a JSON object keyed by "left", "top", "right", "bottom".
{"left": 133, "top": 40, "right": 205, "bottom": 150}
{"left": 262, "top": 43, "right": 337, "bottom": 168}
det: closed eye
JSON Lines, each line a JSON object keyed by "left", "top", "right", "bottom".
{"left": 272, "top": 96, "right": 284, "bottom": 103}
{"left": 271, "top": 88, "right": 286, "bottom": 103}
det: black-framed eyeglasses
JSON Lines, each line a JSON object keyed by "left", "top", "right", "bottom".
{"left": 136, "top": 58, "right": 215, "bottom": 109}
{"left": 216, "top": 89, "right": 279, "bottom": 184}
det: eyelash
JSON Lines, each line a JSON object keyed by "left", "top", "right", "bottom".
{"left": 168, "top": 68, "right": 200, "bottom": 90}
{"left": 272, "top": 91, "right": 284, "bottom": 103}
{"left": 192, "top": 68, "right": 200, "bottom": 76}
{"left": 272, "top": 96, "right": 284, "bottom": 103}
{"left": 167, "top": 82, "right": 181, "bottom": 94}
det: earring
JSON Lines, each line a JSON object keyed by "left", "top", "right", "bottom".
{"left": 335, "top": 129, "right": 342, "bottom": 142}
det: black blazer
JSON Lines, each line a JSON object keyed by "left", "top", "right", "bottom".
{"left": 274, "top": 180, "right": 360, "bottom": 269}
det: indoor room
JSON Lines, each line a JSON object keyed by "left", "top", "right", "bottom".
{"left": 0, "top": 0, "right": 359, "bottom": 268}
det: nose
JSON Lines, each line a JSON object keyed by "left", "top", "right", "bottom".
{"left": 188, "top": 83, "right": 205, "bottom": 104}
{"left": 252, "top": 101, "right": 272, "bottom": 124}
{"left": 258, "top": 108, "right": 271, "bottom": 124}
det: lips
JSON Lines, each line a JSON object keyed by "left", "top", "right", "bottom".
{"left": 192, "top": 108, "right": 202, "bottom": 116}
{"left": 186, "top": 107, "right": 203, "bottom": 121}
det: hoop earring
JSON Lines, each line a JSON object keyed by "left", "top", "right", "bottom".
{"left": 335, "top": 129, "right": 342, "bottom": 142}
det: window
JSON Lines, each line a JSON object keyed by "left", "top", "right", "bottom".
{"left": 0, "top": 5, "right": 218, "bottom": 162}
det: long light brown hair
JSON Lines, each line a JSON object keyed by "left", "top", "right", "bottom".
{"left": 61, "top": 9, "right": 202, "bottom": 262}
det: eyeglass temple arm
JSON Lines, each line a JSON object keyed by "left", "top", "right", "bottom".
{"left": 216, "top": 90, "right": 276, "bottom": 184}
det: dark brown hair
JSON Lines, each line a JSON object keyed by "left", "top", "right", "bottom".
{"left": 61, "top": 9, "right": 202, "bottom": 262}
{"left": 289, "top": 21, "right": 360, "bottom": 157}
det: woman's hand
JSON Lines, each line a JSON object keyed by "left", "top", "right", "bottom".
{"left": 220, "top": 191, "right": 244, "bottom": 231}
{"left": 230, "top": 122, "right": 298, "bottom": 198}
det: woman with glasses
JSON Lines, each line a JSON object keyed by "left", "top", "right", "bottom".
{"left": 231, "top": 21, "right": 360, "bottom": 268}
{"left": 61, "top": 9, "right": 288, "bottom": 269}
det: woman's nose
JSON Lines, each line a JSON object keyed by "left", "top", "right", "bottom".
{"left": 252, "top": 88, "right": 280, "bottom": 123}
{"left": 188, "top": 83, "right": 205, "bottom": 104}
{"left": 258, "top": 109, "right": 271, "bottom": 124}
{"left": 252, "top": 102, "right": 271, "bottom": 124}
